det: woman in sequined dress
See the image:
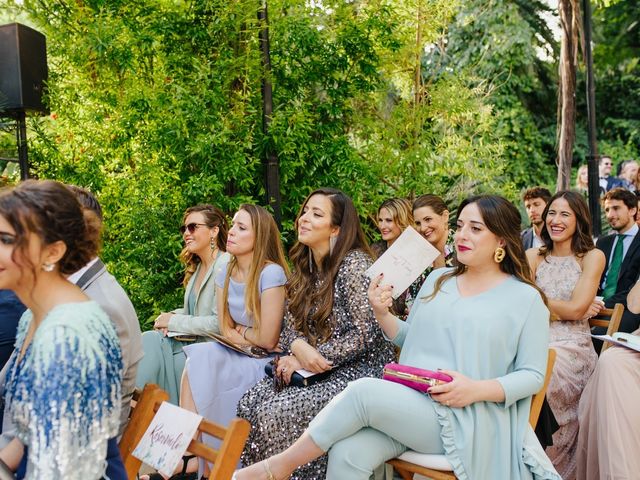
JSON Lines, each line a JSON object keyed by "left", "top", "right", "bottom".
{"left": 526, "top": 190, "right": 605, "bottom": 480}
{"left": 0, "top": 180, "right": 123, "bottom": 480}
{"left": 404, "top": 194, "right": 454, "bottom": 315}
{"left": 236, "top": 188, "right": 395, "bottom": 479}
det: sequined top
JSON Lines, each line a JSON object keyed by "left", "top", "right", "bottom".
{"left": 6, "top": 301, "right": 123, "bottom": 479}
{"left": 279, "top": 249, "right": 392, "bottom": 367}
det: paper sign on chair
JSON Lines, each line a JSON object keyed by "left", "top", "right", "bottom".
{"left": 132, "top": 402, "right": 202, "bottom": 477}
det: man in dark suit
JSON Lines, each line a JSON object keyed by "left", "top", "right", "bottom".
{"left": 599, "top": 155, "right": 625, "bottom": 194}
{"left": 521, "top": 187, "right": 551, "bottom": 250}
{"left": 596, "top": 188, "right": 640, "bottom": 334}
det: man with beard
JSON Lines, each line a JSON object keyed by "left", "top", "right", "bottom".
{"left": 521, "top": 187, "right": 551, "bottom": 250}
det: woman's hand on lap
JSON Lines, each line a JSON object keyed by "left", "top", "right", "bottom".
{"left": 290, "top": 339, "right": 333, "bottom": 373}
{"left": 581, "top": 298, "right": 604, "bottom": 320}
{"left": 277, "top": 355, "right": 303, "bottom": 384}
{"left": 429, "top": 370, "right": 479, "bottom": 408}
{"left": 153, "top": 313, "right": 171, "bottom": 335}
{"left": 226, "top": 327, "right": 249, "bottom": 345}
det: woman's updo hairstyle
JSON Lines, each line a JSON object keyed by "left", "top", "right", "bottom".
{"left": 0, "top": 180, "right": 99, "bottom": 275}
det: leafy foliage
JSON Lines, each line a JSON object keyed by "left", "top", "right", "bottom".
{"left": 0, "top": 0, "right": 516, "bottom": 323}
{"left": 2, "top": 0, "right": 638, "bottom": 324}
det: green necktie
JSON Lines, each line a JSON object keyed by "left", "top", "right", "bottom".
{"left": 603, "top": 234, "right": 625, "bottom": 299}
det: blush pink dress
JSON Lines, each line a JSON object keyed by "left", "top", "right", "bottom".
{"left": 576, "top": 330, "right": 640, "bottom": 480}
{"left": 535, "top": 255, "right": 597, "bottom": 480}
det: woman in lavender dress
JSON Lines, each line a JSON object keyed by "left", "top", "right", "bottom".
{"left": 178, "top": 204, "right": 287, "bottom": 477}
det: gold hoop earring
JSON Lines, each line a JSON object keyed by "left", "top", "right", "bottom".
{"left": 494, "top": 247, "right": 506, "bottom": 263}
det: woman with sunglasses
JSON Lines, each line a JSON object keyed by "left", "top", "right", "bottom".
{"left": 136, "top": 204, "right": 230, "bottom": 405}
{"left": 234, "top": 195, "right": 559, "bottom": 480}
{"left": 175, "top": 204, "right": 288, "bottom": 478}
{"left": 0, "top": 180, "right": 123, "bottom": 479}
{"left": 236, "top": 188, "right": 395, "bottom": 479}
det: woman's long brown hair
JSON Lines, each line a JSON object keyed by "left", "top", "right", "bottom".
{"left": 287, "top": 188, "right": 372, "bottom": 345}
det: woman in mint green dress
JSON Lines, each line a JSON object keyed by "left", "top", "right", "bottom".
{"left": 235, "top": 195, "right": 560, "bottom": 480}
{"left": 136, "top": 204, "right": 229, "bottom": 404}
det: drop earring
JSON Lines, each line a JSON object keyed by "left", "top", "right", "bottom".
{"left": 494, "top": 247, "right": 506, "bottom": 263}
{"left": 42, "top": 262, "right": 55, "bottom": 272}
{"left": 329, "top": 236, "right": 337, "bottom": 256}
{"left": 308, "top": 249, "right": 314, "bottom": 273}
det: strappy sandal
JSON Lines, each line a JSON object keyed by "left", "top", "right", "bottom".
{"left": 143, "top": 455, "right": 198, "bottom": 480}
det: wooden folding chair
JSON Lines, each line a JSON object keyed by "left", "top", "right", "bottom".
{"left": 119, "top": 383, "right": 251, "bottom": 480}
{"left": 387, "top": 349, "right": 556, "bottom": 480}
{"left": 119, "top": 384, "right": 169, "bottom": 479}
{"left": 589, "top": 303, "right": 624, "bottom": 353}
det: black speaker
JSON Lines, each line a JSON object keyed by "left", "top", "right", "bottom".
{"left": 0, "top": 23, "right": 48, "bottom": 115}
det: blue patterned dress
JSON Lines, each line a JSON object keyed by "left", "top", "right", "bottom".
{"left": 5, "top": 301, "right": 123, "bottom": 479}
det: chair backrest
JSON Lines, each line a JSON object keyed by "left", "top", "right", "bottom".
{"left": 119, "top": 383, "right": 251, "bottom": 480}
{"left": 589, "top": 303, "right": 624, "bottom": 353}
{"left": 529, "top": 348, "right": 556, "bottom": 428}
{"left": 119, "top": 384, "right": 169, "bottom": 479}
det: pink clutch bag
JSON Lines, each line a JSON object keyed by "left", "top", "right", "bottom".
{"left": 382, "top": 363, "right": 452, "bottom": 393}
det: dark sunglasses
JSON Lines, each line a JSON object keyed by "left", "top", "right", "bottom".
{"left": 272, "top": 355, "right": 285, "bottom": 393}
{"left": 179, "top": 222, "right": 208, "bottom": 234}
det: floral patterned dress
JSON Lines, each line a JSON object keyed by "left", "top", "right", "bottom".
{"left": 535, "top": 255, "right": 597, "bottom": 480}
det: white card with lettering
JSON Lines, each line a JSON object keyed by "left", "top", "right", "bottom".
{"left": 132, "top": 401, "right": 202, "bottom": 477}
{"left": 365, "top": 226, "right": 441, "bottom": 299}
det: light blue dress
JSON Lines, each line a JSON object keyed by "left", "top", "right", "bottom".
{"left": 5, "top": 302, "right": 122, "bottom": 479}
{"left": 183, "top": 262, "right": 286, "bottom": 455}
{"left": 308, "top": 268, "right": 560, "bottom": 479}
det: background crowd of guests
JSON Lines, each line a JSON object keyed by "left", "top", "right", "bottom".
{"left": 0, "top": 155, "right": 638, "bottom": 479}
